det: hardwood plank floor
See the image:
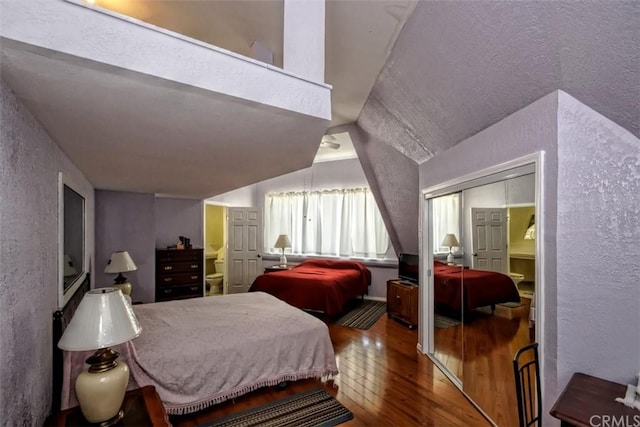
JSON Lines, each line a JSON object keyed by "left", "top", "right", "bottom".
{"left": 433, "top": 298, "right": 535, "bottom": 426}
{"left": 172, "top": 313, "right": 491, "bottom": 427}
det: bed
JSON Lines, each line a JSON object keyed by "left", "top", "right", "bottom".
{"left": 249, "top": 259, "right": 371, "bottom": 316}
{"left": 57, "top": 288, "right": 338, "bottom": 415}
{"left": 433, "top": 260, "right": 520, "bottom": 314}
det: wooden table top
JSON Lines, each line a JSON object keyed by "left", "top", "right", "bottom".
{"left": 550, "top": 372, "right": 639, "bottom": 426}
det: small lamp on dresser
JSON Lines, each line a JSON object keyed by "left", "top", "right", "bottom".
{"left": 58, "top": 288, "right": 142, "bottom": 425}
{"left": 441, "top": 233, "right": 460, "bottom": 265}
{"left": 105, "top": 251, "right": 137, "bottom": 296}
{"left": 273, "top": 234, "right": 291, "bottom": 265}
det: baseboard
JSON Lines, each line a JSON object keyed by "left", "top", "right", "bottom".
{"left": 363, "top": 296, "right": 386, "bottom": 302}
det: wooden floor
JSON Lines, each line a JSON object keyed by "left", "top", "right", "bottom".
{"left": 172, "top": 313, "right": 491, "bottom": 427}
{"left": 433, "top": 299, "right": 534, "bottom": 426}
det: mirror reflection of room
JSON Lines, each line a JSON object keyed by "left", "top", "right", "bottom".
{"left": 429, "top": 170, "right": 538, "bottom": 426}
{"left": 431, "top": 192, "right": 464, "bottom": 383}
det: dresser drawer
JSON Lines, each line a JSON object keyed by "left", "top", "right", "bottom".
{"left": 156, "top": 283, "right": 202, "bottom": 301}
{"left": 157, "top": 272, "right": 202, "bottom": 285}
{"left": 156, "top": 249, "right": 202, "bottom": 263}
{"left": 157, "top": 261, "right": 202, "bottom": 273}
{"left": 155, "top": 248, "right": 204, "bottom": 302}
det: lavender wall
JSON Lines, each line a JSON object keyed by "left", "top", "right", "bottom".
{"left": 419, "top": 91, "right": 559, "bottom": 418}
{"left": 0, "top": 80, "right": 95, "bottom": 425}
{"left": 210, "top": 157, "right": 397, "bottom": 298}
{"left": 154, "top": 198, "right": 203, "bottom": 249}
{"left": 556, "top": 92, "right": 640, "bottom": 385}
{"left": 348, "top": 124, "right": 420, "bottom": 254}
{"left": 95, "top": 191, "right": 156, "bottom": 303}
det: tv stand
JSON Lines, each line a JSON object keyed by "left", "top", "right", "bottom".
{"left": 386, "top": 279, "right": 418, "bottom": 329}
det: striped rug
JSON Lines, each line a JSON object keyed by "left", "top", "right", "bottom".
{"left": 335, "top": 300, "right": 386, "bottom": 329}
{"left": 199, "top": 389, "right": 353, "bottom": 427}
{"left": 434, "top": 314, "right": 461, "bottom": 329}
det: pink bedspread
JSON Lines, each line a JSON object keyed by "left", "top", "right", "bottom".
{"left": 62, "top": 292, "right": 338, "bottom": 414}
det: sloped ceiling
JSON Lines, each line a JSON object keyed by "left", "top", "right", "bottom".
{"left": 354, "top": 0, "right": 638, "bottom": 253}
{"left": 358, "top": 1, "right": 639, "bottom": 164}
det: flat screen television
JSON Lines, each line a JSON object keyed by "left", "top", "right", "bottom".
{"left": 398, "top": 253, "right": 419, "bottom": 284}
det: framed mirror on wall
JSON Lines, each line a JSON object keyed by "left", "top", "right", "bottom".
{"left": 58, "top": 172, "right": 88, "bottom": 308}
{"left": 421, "top": 153, "right": 544, "bottom": 426}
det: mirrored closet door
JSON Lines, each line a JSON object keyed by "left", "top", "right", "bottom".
{"left": 424, "top": 161, "right": 540, "bottom": 426}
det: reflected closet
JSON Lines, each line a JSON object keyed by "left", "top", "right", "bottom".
{"left": 422, "top": 157, "right": 542, "bottom": 426}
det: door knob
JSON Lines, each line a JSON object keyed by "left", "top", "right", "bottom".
{"left": 472, "top": 253, "right": 478, "bottom": 257}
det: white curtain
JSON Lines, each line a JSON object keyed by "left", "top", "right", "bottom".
{"left": 265, "top": 188, "right": 390, "bottom": 259}
{"left": 432, "top": 193, "right": 461, "bottom": 253}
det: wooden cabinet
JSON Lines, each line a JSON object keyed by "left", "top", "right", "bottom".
{"left": 156, "top": 248, "right": 203, "bottom": 302}
{"left": 387, "top": 280, "right": 418, "bottom": 329}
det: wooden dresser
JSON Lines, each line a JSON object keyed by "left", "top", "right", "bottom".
{"left": 387, "top": 279, "right": 418, "bottom": 329}
{"left": 155, "top": 248, "right": 204, "bottom": 302}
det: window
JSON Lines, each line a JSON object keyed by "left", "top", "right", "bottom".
{"left": 264, "top": 188, "right": 390, "bottom": 259}
{"left": 432, "top": 193, "right": 461, "bottom": 253}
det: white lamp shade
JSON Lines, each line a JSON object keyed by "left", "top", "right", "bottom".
{"left": 274, "top": 234, "right": 291, "bottom": 249}
{"left": 58, "top": 288, "right": 142, "bottom": 351}
{"left": 104, "top": 251, "right": 137, "bottom": 274}
{"left": 441, "top": 233, "right": 460, "bottom": 248}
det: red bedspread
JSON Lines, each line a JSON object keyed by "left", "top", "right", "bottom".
{"left": 433, "top": 261, "right": 520, "bottom": 313}
{"left": 249, "top": 259, "right": 371, "bottom": 316}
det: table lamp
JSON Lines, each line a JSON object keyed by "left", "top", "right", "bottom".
{"left": 58, "top": 288, "right": 142, "bottom": 425}
{"left": 104, "top": 251, "right": 137, "bottom": 296}
{"left": 441, "top": 233, "right": 460, "bottom": 265}
{"left": 273, "top": 234, "right": 291, "bottom": 265}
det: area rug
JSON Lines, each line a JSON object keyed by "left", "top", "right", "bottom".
{"left": 434, "top": 314, "right": 461, "bottom": 329}
{"left": 198, "top": 388, "right": 353, "bottom": 427}
{"left": 499, "top": 301, "right": 524, "bottom": 308}
{"left": 335, "top": 300, "right": 386, "bottom": 329}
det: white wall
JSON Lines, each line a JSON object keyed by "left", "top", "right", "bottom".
{"left": 555, "top": 92, "right": 640, "bottom": 387}
{"left": 0, "top": 0, "right": 331, "bottom": 120}
{"left": 0, "top": 80, "right": 95, "bottom": 425}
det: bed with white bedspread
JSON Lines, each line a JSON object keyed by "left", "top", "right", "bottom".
{"left": 62, "top": 292, "right": 338, "bottom": 414}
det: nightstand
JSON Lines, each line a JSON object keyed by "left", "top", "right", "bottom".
{"left": 387, "top": 279, "right": 418, "bottom": 329}
{"left": 45, "top": 386, "right": 169, "bottom": 427}
{"left": 264, "top": 264, "right": 298, "bottom": 273}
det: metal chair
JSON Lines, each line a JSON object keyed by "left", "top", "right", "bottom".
{"left": 513, "top": 342, "right": 542, "bottom": 427}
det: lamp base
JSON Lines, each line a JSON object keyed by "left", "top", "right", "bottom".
{"left": 446, "top": 252, "right": 455, "bottom": 265}
{"left": 75, "top": 348, "right": 129, "bottom": 424}
{"left": 96, "top": 410, "right": 124, "bottom": 427}
{"left": 280, "top": 254, "right": 287, "bottom": 266}
{"left": 111, "top": 282, "right": 132, "bottom": 296}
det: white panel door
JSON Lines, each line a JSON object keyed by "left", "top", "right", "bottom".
{"left": 471, "top": 207, "right": 508, "bottom": 273}
{"left": 226, "top": 207, "right": 262, "bottom": 294}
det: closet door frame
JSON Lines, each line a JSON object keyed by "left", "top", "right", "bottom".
{"left": 418, "top": 151, "right": 545, "bottom": 423}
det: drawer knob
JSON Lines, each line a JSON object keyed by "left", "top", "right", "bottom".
{"left": 191, "top": 275, "right": 198, "bottom": 280}
{"left": 191, "top": 264, "right": 198, "bottom": 268}
{"left": 396, "top": 295, "right": 401, "bottom": 299}
{"left": 164, "top": 266, "right": 173, "bottom": 271}
{"left": 164, "top": 277, "right": 173, "bottom": 282}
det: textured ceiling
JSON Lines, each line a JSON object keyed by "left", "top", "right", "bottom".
{"left": 358, "top": 1, "right": 640, "bottom": 164}
{"left": 0, "top": 44, "right": 327, "bottom": 198}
